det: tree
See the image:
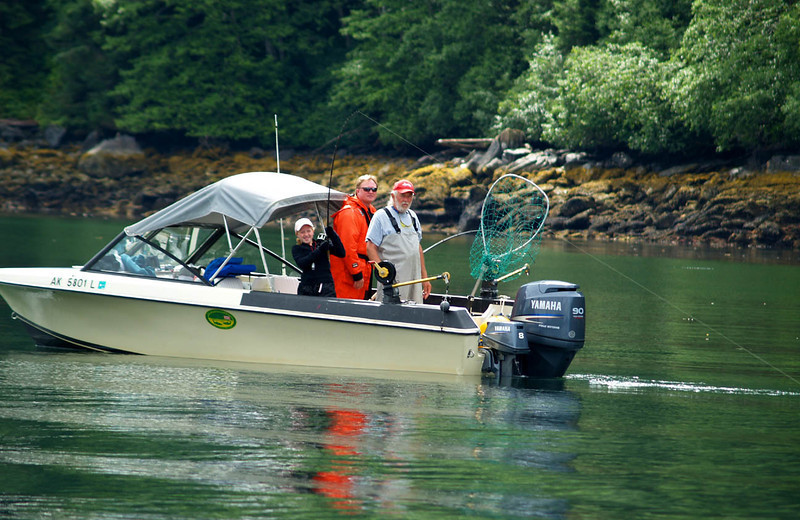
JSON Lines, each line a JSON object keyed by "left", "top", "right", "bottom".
{"left": 0, "top": 1, "right": 51, "bottom": 118}
{"left": 596, "top": 0, "right": 693, "bottom": 58}
{"left": 496, "top": 0, "right": 695, "bottom": 153}
{"left": 332, "top": 0, "right": 529, "bottom": 148}
{"left": 494, "top": 35, "right": 564, "bottom": 143}
{"left": 547, "top": 43, "right": 690, "bottom": 154}
{"left": 510, "top": 0, "right": 557, "bottom": 52}
{"left": 38, "top": 0, "right": 116, "bottom": 131}
{"left": 551, "top": 0, "right": 602, "bottom": 52}
{"left": 101, "top": 0, "right": 357, "bottom": 147}
{"left": 671, "top": 0, "right": 800, "bottom": 152}
{"left": 102, "top": 1, "right": 289, "bottom": 143}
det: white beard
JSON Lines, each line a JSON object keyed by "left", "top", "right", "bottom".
{"left": 390, "top": 195, "right": 410, "bottom": 213}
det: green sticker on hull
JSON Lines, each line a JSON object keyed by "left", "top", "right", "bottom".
{"left": 205, "top": 309, "right": 236, "bottom": 329}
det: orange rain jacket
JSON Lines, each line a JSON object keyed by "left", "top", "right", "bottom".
{"left": 330, "top": 195, "right": 375, "bottom": 299}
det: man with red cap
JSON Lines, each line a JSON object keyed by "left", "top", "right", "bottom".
{"left": 330, "top": 174, "right": 378, "bottom": 299}
{"left": 365, "top": 179, "right": 431, "bottom": 303}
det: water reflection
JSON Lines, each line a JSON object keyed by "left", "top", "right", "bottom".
{"left": 275, "top": 376, "right": 583, "bottom": 516}
{"left": 472, "top": 379, "right": 580, "bottom": 473}
{"left": 299, "top": 383, "right": 375, "bottom": 512}
{"left": 312, "top": 406, "right": 368, "bottom": 509}
{"left": 0, "top": 351, "right": 583, "bottom": 518}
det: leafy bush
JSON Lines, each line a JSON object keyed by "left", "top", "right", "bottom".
{"left": 671, "top": 0, "right": 800, "bottom": 151}
{"left": 497, "top": 40, "right": 692, "bottom": 154}
{"left": 550, "top": 43, "right": 691, "bottom": 154}
{"left": 494, "top": 35, "right": 563, "bottom": 144}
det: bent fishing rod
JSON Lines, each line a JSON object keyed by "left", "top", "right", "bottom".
{"left": 325, "top": 110, "right": 360, "bottom": 227}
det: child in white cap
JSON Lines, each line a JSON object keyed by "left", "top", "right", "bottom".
{"left": 291, "top": 218, "right": 345, "bottom": 297}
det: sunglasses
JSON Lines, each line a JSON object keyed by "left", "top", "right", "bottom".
{"left": 359, "top": 187, "right": 378, "bottom": 192}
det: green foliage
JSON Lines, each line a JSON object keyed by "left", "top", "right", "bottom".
{"left": 783, "top": 83, "right": 800, "bottom": 143}
{"left": 596, "top": 0, "right": 693, "bottom": 58}
{"left": 104, "top": 1, "right": 291, "bottom": 143}
{"left": 0, "top": 1, "right": 51, "bottom": 118}
{"left": 496, "top": 0, "right": 695, "bottom": 152}
{"left": 497, "top": 40, "right": 691, "bottom": 154}
{"left": 332, "top": 0, "right": 527, "bottom": 148}
{"left": 509, "top": 0, "right": 557, "bottom": 51}
{"left": 555, "top": 0, "right": 693, "bottom": 55}
{"left": 2, "top": 0, "right": 797, "bottom": 157}
{"left": 550, "top": 43, "right": 690, "bottom": 153}
{"left": 494, "top": 35, "right": 563, "bottom": 142}
{"left": 35, "top": 0, "right": 355, "bottom": 146}
{"left": 671, "top": 0, "right": 800, "bottom": 151}
{"left": 552, "top": 0, "right": 602, "bottom": 52}
{"left": 38, "top": 0, "right": 116, "bottom": 130}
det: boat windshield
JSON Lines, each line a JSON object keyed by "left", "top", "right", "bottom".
{"left": 86, "top": 227, "right": 217, "bottom": 281}
{"left": 85, "top": 224, "right": 301, "bottom": 283}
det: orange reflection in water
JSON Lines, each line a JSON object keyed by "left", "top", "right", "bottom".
{"left": 313, "top": 385, "right": 369, "bottom": 511}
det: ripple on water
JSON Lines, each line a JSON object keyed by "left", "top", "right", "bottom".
{"left": 566, "top": 373, "right": 800, "bottom": 396}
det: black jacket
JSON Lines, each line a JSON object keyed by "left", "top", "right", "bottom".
{"left": 291, "top": 226, "right": 345, "bottom": 287}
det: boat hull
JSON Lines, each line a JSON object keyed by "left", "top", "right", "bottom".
{"left": 0, "top": 268, "right": 485, "bottom": 376}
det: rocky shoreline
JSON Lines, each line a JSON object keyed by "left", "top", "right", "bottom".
{"left": 0, "top": 127, "right": 799, "bottom": 250}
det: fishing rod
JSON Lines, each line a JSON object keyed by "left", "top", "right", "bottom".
{"left": 274, "top": 114, "right": 280, "bottom": 174}
{"left": 392, "top": 272, "right": 450, "bottom": 289}
{"left": 325, "top": 110, "right": 440, "bottom": 226}
{"left": 354, "top": 110, "right": 439, "bottom": 161}
{"left": 423, "top": 229, "right": 478, "bottom": 254}
{"left": 371, "top": 261, "right": 450, "bottom": 289}
{"left": 325, "top": 110, "right": 360, "bottom": 227}
{"left": 495, "top": 263, "right": 529, "bottom": 283}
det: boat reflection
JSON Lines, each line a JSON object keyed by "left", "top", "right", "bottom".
{"left": 310, "top": 384, "right": 370, "bottom": 511}
{"left": 284, "top": 377, "right": 581, "bottom": 515}
{"left": 0, "top": 351, "right": 580, "bottom": 517}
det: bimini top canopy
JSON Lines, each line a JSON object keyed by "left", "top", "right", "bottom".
{"left": 124, "top": 171, "right": 347, "bottom": 236}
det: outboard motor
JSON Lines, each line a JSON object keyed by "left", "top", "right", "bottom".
{"left": 480, "top": 318, "right": 529, "bottom": 378}
{"left": 510, "top": 280, "right": 585, "bottom": 377}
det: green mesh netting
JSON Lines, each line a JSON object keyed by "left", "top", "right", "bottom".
{"left": 469, "top": 174, "right": 549, "bottom": 283}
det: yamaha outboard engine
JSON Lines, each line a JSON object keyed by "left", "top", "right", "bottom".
{"left": 480, "top": 318, "right": 529, "bottom": 377}
{"left": 509, "top": 280, "right": 585, "bottom": 377}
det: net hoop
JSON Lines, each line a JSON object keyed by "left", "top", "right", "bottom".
{"left": 470, "top": 173, "right": 550, "bottom": 282}
{"left": 477, "top": 173, "right": 549, "bottom": 254}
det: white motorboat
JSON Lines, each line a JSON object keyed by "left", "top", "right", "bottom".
{"left": 0, "top": 171, "right": 585, "bottom": 377}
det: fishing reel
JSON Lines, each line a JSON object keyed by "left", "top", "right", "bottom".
{"left": 372, "top": 261, "right": 401, "bottom": 304}
{"left": 372, "top": 261, "right": 396, "bottom": 285}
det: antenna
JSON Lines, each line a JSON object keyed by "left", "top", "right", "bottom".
{"left": 274, "top": 114, "right": 280, "bottom": 174}
{"left": 275, "top": 114, "right": 286, "bottom": 274}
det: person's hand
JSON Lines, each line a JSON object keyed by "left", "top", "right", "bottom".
{"left": 354, "top": 278, "right": 364, "bottom": 289}
{"left": 318, "top": 239, "right": 332, "bottom": 251}
{"left": 422, "top": 281, "right": 432, "bottom": 300}
{"left": 324, "top": 226, "right": 335, "bottom": 238}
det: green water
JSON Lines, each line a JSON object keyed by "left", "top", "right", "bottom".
{"left": 1, "top": 215, "right": 799, "bottom": 519}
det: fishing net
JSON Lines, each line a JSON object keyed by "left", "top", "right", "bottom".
{"left": 469, "top": 174, "right": 549, "bottom": 283}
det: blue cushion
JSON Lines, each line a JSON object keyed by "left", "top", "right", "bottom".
{"left": 204, "top": 257, "right": 256, "bottom": 281}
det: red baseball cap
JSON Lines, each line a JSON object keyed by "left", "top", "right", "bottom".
{"left": 393, "top": 179, "right": 415, "bottom": 193}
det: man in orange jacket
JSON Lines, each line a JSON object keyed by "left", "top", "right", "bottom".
{"left": 330, "top": 174, "right": 378, "bottom": 299}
